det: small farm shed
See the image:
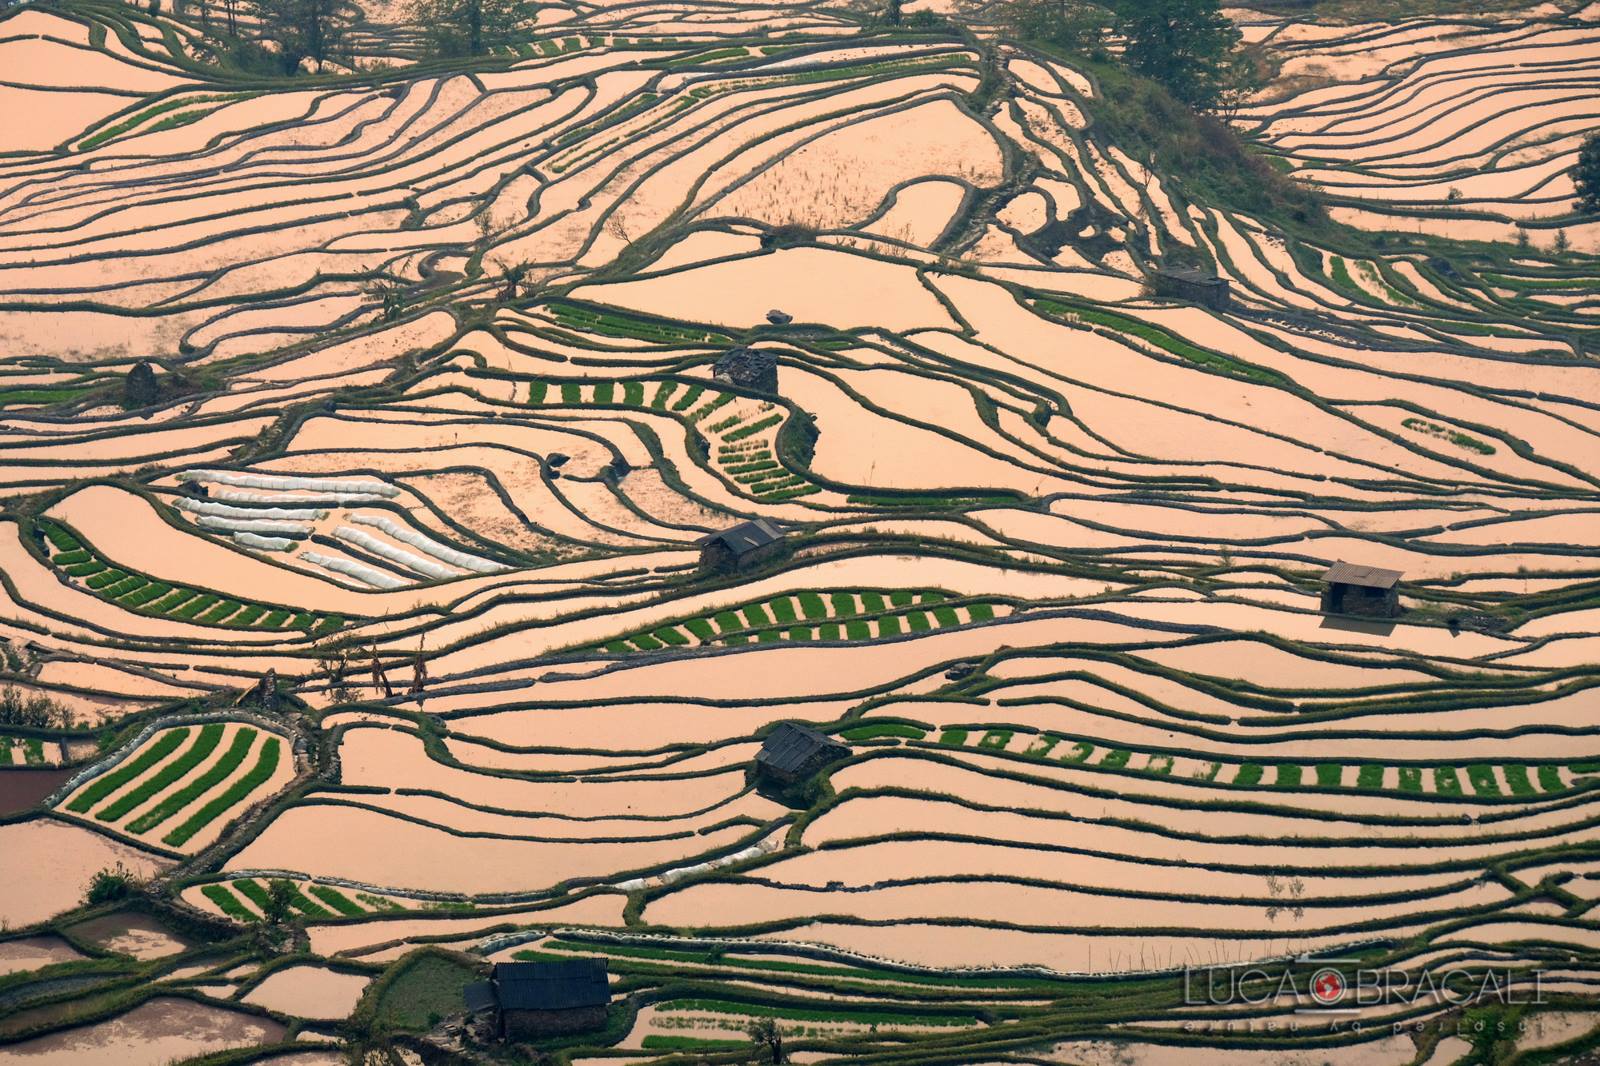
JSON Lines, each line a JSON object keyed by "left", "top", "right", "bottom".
{"left": 755, "top": 721, "right": 850, "bottom": 788}
{"left": 1151, "top": 267, "right": 1231, "bottom": 311}
{"left": 1320, "top": 561, "right": 1403, "bottom": 619}
{"left": 697, "top": 519, "right": 787, "bottom": 573}
{"left": 713, "top": 346, "right": 778, "bottom": 393}
{"left": 463, "top": 959, "right": 610, "bottom": 1040}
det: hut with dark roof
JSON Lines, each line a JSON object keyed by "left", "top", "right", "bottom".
{"left": 712, "top": 347, "right": 778, "bottom": 393}
{"left": 755, "top": 721, "right": 850, "bottom": 789}
{"left": 1151, "top": 266, "right": 1231, "bottom": 311}
{"left": 1320, "top": 561, "right": 1403, "bottom": 619}
{"left": 697, "top": 519, "right": 787, "bottom": 573}
{"left": 463, "top": 959, "right": 610, "bottom": 1040}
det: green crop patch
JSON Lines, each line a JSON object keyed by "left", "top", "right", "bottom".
{"left": 128, "top": 728, "right": 257, "bottom": 835}
{"left": 591, "top": 589, "right": 996, "bottom": 653}
{"left": 34, "top": 522, "right": 342, "bottom": 634}
{"left": 163, "top": 736, "right": 281, "bottom": 847}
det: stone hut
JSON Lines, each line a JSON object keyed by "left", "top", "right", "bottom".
{"left": 755, "top": 721, "right": 850, "bottom": 789}
{"left": 464, "top": 959, "right": 610, "bottom": 1041}
{"left": 1151, "top": 267, "right": 1231, "bottom": 311}
{"left": 712, "top": 347, "right": 778, "bottom": 393}
{"left": 697, "top": 519, "right": 787, "bottom": 573}
{"left": 1320, "top": 561, "right": 1403, "bottom": 619}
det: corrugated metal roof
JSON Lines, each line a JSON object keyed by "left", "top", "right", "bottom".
{"left": 493, "top": 959, "right": 610, "bottom": 1011}
{"left": 1323, "top": 561, "right": 1403, "bottom": 589}
{"left": 697, "top": 518, "right": 786, "bottom": 557}
{"left": 756, "top": 721, "right": 848, "bottom": 775}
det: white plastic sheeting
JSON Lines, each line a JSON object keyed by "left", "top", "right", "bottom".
{"left": 349, "top": 513, "right": 507, "bottom": 574}
{"left": 300, "top": 550, "right": 409, "bottom": 590}
{"left": 183, "top": 470, "right": 399, "bottom": 497}
{"left": 175, "top": 498, "right": 327, "bottom": 521}
{"left": 196, "top": 515, "right": 310, "bottom": 537}
{"left": 614, "top": 836, "right": 783, "bottom": 892}
{"left": 333, "top": 526, "right": 456, "bottom": 581}
{"left": 210, "top": 486, "right": 391, "bottom": 505}
{"left": 234, "top": 532, "right": 295, "bottom": 551}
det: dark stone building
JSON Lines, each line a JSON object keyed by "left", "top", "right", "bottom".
{"left": 1320, "top": 561, "right": 1403, "bottom": 619}
{"left": 463, "top": 959, "right": 610, "bottom": 1041}
{"left": 697, "top": 519, "right": 787, "bottom": 573}
{"left": 712, "top": 347, "right": 778, "bottom": 393}
{"left": 754, "top": 721, "right": 850, "bottom": 789}
{"left": 1151, "top": 267, "right": 1231, "bottom": 311}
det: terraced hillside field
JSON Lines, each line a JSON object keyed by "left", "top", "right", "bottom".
{"left": 2, "top": 0, "right": 1600, "bottom": 1062}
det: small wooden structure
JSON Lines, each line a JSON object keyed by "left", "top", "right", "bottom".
{"left": 1320, "top": 561, "right": 1403, "bottom": 619}
{"left": 754, "top": 721, "right": 850, "bottom": 788}
{"left": 464, "top": 959, "right": 610, "bottom": 1040}
{"left": 697, "top": 519, "right": 787, "bottom": 573}
{"left": 1151, "top": 267, "right": 1231, "bottom": 311}
{"left": 712, "top": 347, "right": 778, "bottom": 393}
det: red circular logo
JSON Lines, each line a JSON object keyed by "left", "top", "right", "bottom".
{"left": 1310, "top": 967, "right": 1346, "bottom": 1006}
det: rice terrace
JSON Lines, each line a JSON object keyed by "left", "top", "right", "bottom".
{"left": 2, "top": 0, "right": 1600, "bottom": 1058}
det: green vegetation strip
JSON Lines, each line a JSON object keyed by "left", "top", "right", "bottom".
{"left": 127, "top": 728, "right": 257, "bottom": 835}
{"left": 95, "top": 723, "right": 224, "bottom": 823}
{"left": 66, "top": 729, "right": 189, "bottom": 814}
{"left": 162, "top": 737, "right": 280, "bottom": 847}
{"left": 34, "top": 520, "right": 341, "bottom": 634}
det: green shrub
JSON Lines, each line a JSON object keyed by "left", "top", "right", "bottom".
{"left": 1315, "top": 763, "right": 1343, "bottom": 788}
{"left": 845, "top": 620, "right": 871, "bottom": 640}
{"left": 1064, "top": 742, "right": 1093, "bottom": 763}
{"left": 938, "top": 728, "right": 969, "bottom": 746}
{"left": 770, "top": 597, "right": 797, "bottom": 624}
{"left": 1434, "top": 766, "right": 1463, "bottom": 796}
{"left": 1356, "top": 764, "right": 1384, "bottom": 789}
{"left": 1234, "top": 763, "right": 1263, "bottom": 786}
{"left": 1275, "top": 765, "right": 1302, "bottom": 788}
{"left": 1397, "top": 767, "right": 1423, "bottom": 793}
{"left": 1101, "top": 748, "right": 1131, "bottom": 768}
{"left": 84, "top": 863, "right": 137, "bottom": 905}
{"left": 877, "top": 614, "right": 902, "bottom": 636}
{"left": 1538, "top": 765, "right": 1563, "bottom": 792}
{"left": 830, "top": 592, "right": 856, "bottom": 616}
{"left": 797, "top": 592, "right": 826, "bottom": 619}
{"left": 978, "top": 730, "right": 1012, "bottom": 750}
